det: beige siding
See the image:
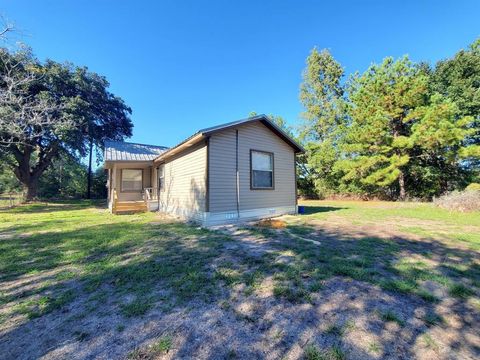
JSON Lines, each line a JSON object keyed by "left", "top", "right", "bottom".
{"left": 159, "top": 141, "right": 207, "bottom": 218}
{"left": 209, "top": 122, "right": 296, "bottom": 213}
{"left": 208, "top": 130, "right": 237, "bottom": 212}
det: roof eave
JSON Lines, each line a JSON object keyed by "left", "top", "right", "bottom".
{"left": 202, "top": 115, "right": 305, "bottom": 153}
{"left": 153, "top": 133, "right": 205, "bottom": 164}
{"left": 153, "top": 114, "right": 305, "bottom": 163}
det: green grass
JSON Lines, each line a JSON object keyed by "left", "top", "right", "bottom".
{"left": 448, "top": 283, "right": 475, "bottom": 298}
{"left": 305, "top": 344, "right": 346, "bottom": 360}
{"left": 301, "top": 200, "right": 480, "bottom": 228}
{"left": 368, "top": 342, "right": 381, "bottom": 354}
{"left": 377, "top": 309, "right": 405, "bottom": 326}
{"left": 151, "top": 335, "right": 173, "bottom": 354}
{"left": 324, "top": 319, "right": 355, "bottom": 337}
{"left": 1, "top": 199, "right": 478, "bottom": 332}
{"left": 0, "top": 200, "right": 233, "bottom": 322}
{"left": 263, "top": 200, "right": 479, "bottom": 304}
{"left": 423, "top": 312, "right": 445, "bottom": 327}
{"left": 120, "top": 298, "right": 154, "bottom": 317}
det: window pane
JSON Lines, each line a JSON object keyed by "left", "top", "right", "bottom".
{"left": 253, "top": 170, "right": 273, "bottom": 188}
{"left": 122, "top": 169, "right": 142, "bottom": 191}
{"left": 252, "top": 151, "right": 272, "bottom": 171}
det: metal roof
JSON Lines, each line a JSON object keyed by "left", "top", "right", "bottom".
{"left": 105, "top": 115, "right": 304, "bottom": 164}
{"left": 104, "top": 141, "right": 169, "bottom": 162}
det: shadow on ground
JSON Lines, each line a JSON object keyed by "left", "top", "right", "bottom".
{"left": 0, "top": 200, "right": 106, "bottom": 214}
{"left": 0, "top": 204, "right": 478, "bottom": 359}
{"left": 301, "top": 205, "right": 346, "bottom": 215}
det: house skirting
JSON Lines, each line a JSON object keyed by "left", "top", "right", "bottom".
{"left": 148, "top": 202, "right": 297, "bottom": 227}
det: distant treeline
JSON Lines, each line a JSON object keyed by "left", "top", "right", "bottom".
{"left": 294, "top": 38, "right": 479, "bottom": 200}
{"left": 0, "top": 155, "right": 107, "bottom": 199}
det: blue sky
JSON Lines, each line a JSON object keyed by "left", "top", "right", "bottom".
{"left": 2, "top": 0, "right": 479, "bottom": 155}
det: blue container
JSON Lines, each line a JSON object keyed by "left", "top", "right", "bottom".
{"left": 298, "top": 205, "right": 305, "bottom": 214}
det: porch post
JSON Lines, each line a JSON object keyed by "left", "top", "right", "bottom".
{"left": 112, "top": 165, "right": 117, "bottom": 192}
{"left": 107, "top": 168, "right": 111, "bottom": 202}
{"left": 152, "top": 166, "right": 157, "bottom": 197}
{"left": 111, "top": 165, "right": 117, "bottom": 212}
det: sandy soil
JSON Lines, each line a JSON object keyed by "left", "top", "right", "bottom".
{"left": 1, "top": 215, "right": 479, "bottom": 360}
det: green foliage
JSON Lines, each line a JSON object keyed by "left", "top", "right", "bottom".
{"left": 430, "top": 38, "right": 480, "bottom": 146}
{"left": 0, "top": 161, "right": 21, "bottom": 193}
{"left": 38, "top": 155, "right": 87, "bottom": 198}
{"left": 339, "top": 56, "right": 427, "bottom": 199}
{"left": 299, "top": 48, "right": 347, "bottom": 198}
{"left": 466, "top": 183, "right": 480, "bottom": 192}
{"left": 0, "top": 46, "right": 132, "bottom": 200}
{"left": 300, "top": 38, "right": 480, "bottom": 200}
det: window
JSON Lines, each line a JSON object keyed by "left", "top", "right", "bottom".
{"left": 251, "top": 150, "right": 274, "bottom": 189}
{"left": 121, "top": 169, "right": 143, "bottom": 191}
{"left": 158, "top": 165, "right": 165, "bottom": 191}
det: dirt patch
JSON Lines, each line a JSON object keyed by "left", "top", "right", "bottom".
{"left": 1, "top": 204, "right": 479, "bottom": 359}
{"left": 2, "top": 276, "right": 478, "bottom": 360}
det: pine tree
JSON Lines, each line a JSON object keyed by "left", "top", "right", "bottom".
{"left": 299, "top": 48, "right": 346, "bottom": 197}
{"left": 339, "top": 56, "right": 476, "bottom": 199}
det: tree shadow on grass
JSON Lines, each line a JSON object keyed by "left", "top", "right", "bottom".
{"left": 301, "top": 205, "right": 346, "bottom": 215}
{"left": 0, "top": 206, "right": 479, "bottom": 359}
{"left": 0, "top": 200, "right": 106, "bottom": 214}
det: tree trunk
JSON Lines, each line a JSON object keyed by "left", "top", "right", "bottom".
{"left": 24, "top": 176, "right": 39, "bottom": 202}
{"left": 11, "top": 142, "right": 59, "bottom": 203}
{"left": 87, "top": 138, "right": 93, "bottom": 199}
{"left": 398, "top": 170, "right": 406, "bottom": 201}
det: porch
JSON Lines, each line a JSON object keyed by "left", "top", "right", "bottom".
{"left": 110, "top": 189, "right": 159, "bottom": 214}
{"left": 106, "top": 162, "right": 161, "bottom": 214}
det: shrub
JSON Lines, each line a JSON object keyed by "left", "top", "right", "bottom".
{"left": 466, "top": 183, "right": 480, "bottom": 192}
{"left": 434, "top": 190, "right": 480, "bottom": 212}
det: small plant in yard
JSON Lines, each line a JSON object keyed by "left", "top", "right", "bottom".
{"left": 377, "top": 309, "right": 405, "bottom": 326}
{"left": 151, "top": 335, "right": 173, "bottom": 354}
{"left": 273, "top": 283, "right": 312, "bottom": 303}
{"left": 305, "top": 344, "right": 346, "bottom": 360}
{"left": 448, "top": 283, "right": 475, "bottom": 298}
{"left": 304, "top": 344, "right": 322, "bottom": 360}
{"left": 120, "top": 298, "right": 153, "bottom": 317}
{"left": 324, "top": 323, "right": 344, "bottom": 336}
{"left": 324, "top": 320, "right": 354, "bottom": 337}
{"left": 73, "top": 331, "right": 89, "bottom": 342}
{"left": 423, "top": 312, "right": 445, "bottom": 327}
{"left": 416, "top": 288, "right": 438, "bottom": 303}
{"left": 328, "top": 345, "right": 346, "bottom": 360}
{"left": 308, "top": 280, "right": 324, "bottom": 292}
{"left": 368, "top": 342, "right": 381, "bottom": 353}
{"left": 379, "top": 279, "right": 416, "bottom": 294}
{"left": 422, "top": 333, "right": 439, "bottom": 351}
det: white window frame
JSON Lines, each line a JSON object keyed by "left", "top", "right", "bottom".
{"left": 250, "top": 150, "right": 274, "bottom": 190}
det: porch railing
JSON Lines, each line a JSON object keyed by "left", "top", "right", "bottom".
{"left": 143, "top": 187, "right": 158, "bottom": 201}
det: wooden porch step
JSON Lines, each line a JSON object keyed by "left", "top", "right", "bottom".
{"left": 114, "top": 201, "right": 148, "bottom": 214}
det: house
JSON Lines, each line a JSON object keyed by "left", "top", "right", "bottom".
{"left": 104, "top": 114, "right": 304, "bottom": 226}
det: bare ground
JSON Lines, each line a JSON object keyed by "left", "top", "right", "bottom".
{"left": 1, "top": 209, "right": 479, "bottom": 359}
